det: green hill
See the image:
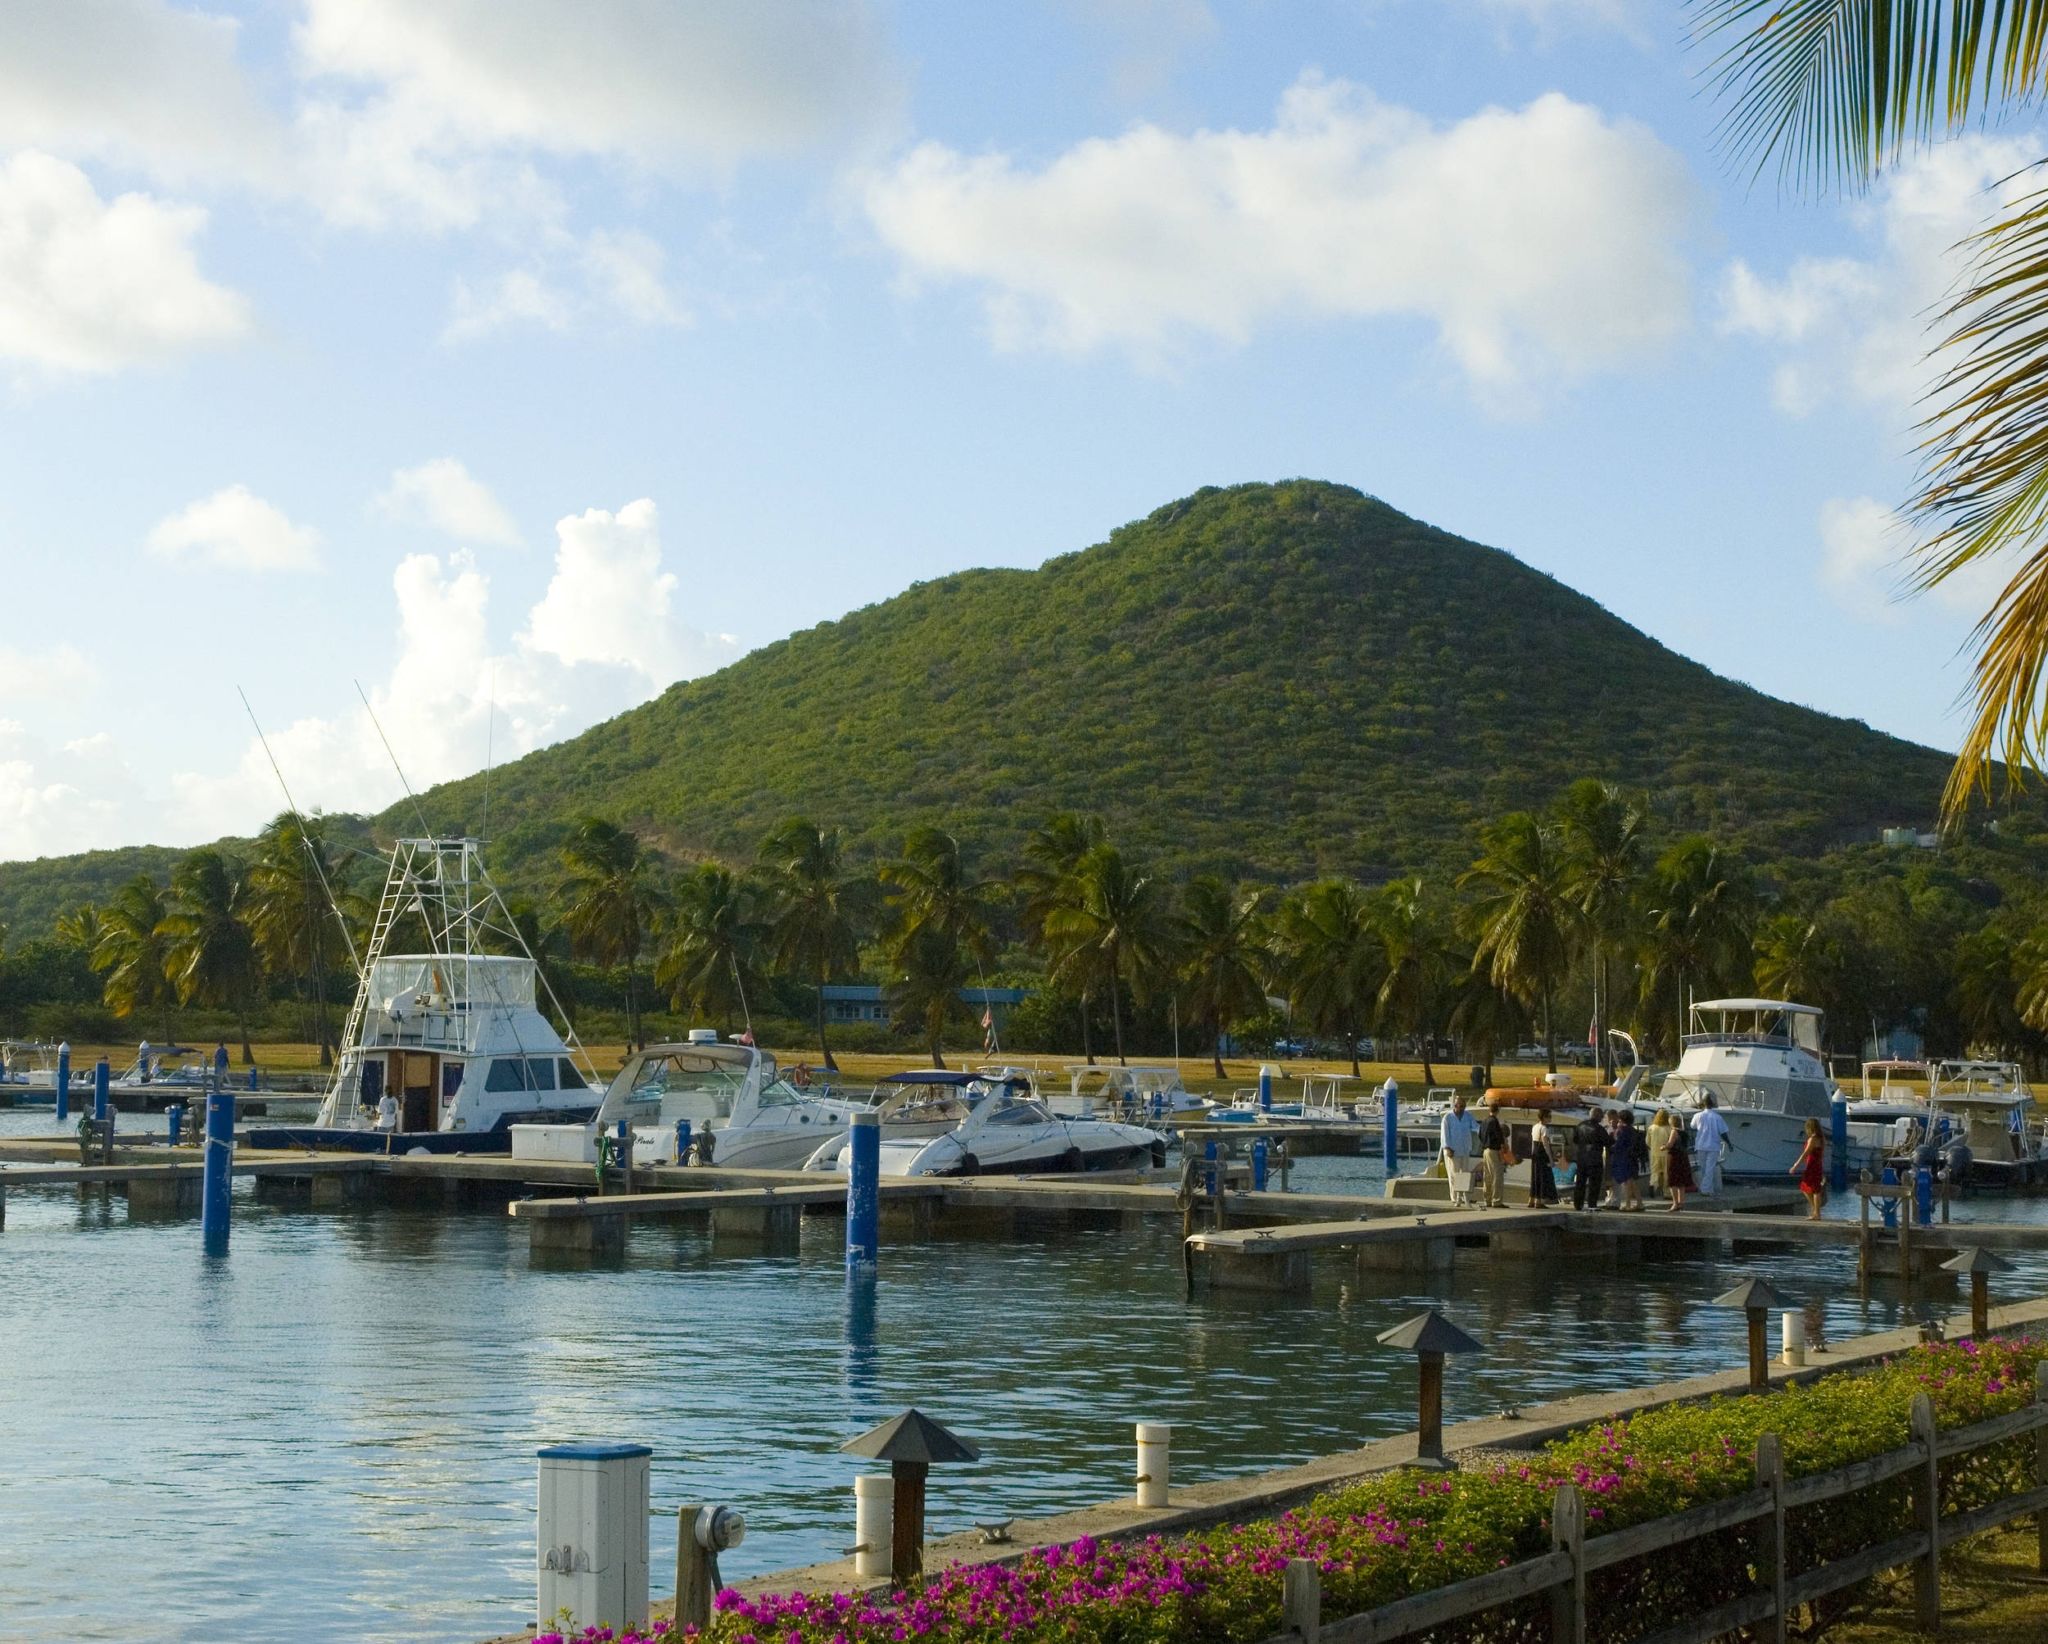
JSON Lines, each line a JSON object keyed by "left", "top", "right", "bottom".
{"left": 0, "top": 480, "right": 1956, "bottom": 929}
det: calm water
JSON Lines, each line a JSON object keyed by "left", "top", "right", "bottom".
{"left": 5, "top": 1117, "right": 2048, "bottom": 1644}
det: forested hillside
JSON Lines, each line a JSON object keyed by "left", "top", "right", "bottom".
{"left": 0, "top": 480, "right": 1954, "bottom": 929}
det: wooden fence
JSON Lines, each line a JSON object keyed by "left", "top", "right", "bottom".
{"left": 1270, "top": 1365, "right": 2048, "bottom": 1644}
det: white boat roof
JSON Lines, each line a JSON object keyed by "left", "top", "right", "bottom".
{"left": 1694, "top": 998, "right": 1822, "bottom": 1015}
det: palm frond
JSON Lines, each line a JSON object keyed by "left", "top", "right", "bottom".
{"left": 1692, "top": 0, "right": 2048, "bottom": 188}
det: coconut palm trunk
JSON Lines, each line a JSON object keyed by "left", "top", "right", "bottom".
{"left": 815, "top": 973, "right": 838, "bottom": 1072}
{"left": 1211, "top": 1010, "right": 1227, "bottom": 1080}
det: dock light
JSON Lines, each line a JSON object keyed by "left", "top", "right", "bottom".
{"left": 840, "top": 1408, "right": 980, "bottom": 1582}
{"left": 1940, "top": 1246, "right": 2011, "bottom": 1339}
{"left": 1375, "top": 1310, "right": 1483, "bottom": 1467}
{"left": 1712, "top": 1276, "right": 1789, "bottom": 1392}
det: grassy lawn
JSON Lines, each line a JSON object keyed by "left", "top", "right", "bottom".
{"left": 1838, "top": 1525, "right": 2048, "bottom": 1643}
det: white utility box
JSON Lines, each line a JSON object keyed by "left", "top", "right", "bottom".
{"left": 536, "top": 1442, "right": 651, "bottom": 1632}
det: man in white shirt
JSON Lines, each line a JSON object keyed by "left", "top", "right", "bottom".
{"left": 374, "top": 1091, "right": 400, "bottom": 1133}
{"left": 1692, "top": 1097, "right": 1729, "bottom": 1195}
{"left": 1440, "top": 1094, "right": 1480, "bottom": 1207}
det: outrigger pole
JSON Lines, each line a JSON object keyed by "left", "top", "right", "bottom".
{"left": 237, "top": 685, "right": 362, "bottom": 976}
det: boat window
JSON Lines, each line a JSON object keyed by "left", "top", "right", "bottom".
{"left": 442, "top": 1062, "right": 463, "bottom": 1097}
{"left": 360, "top": 1060, "right": 384, "bottom": 1102}
{"left": 758, "top": 1080, "right": 805, "bottom": 1108}
{"left": 526, "top": 1057, "right": 556, "bottom": 1091}
{"left": 484, "top": 1059, "right": 527, "bottom": 1094}
{"left": 558, "top": 1059, "right": 587, "bottom": 1091}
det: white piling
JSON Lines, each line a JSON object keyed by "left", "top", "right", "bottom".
{"left": 1781, "top": 1312, "right": 1807, "bottom": 1367}
{"left": 1136, "top": 1422, "right": 1171, "bottom": 1508}
{"left": 854, "top": 1474, "right": 894, "bottom": 1579}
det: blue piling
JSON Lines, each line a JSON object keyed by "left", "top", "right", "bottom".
{"left": 201, "top": 1081, "right": 235, "bottom": 1256}
{"left": 1257, "top": 1065, "right": 1273, "bottom": 1112}
{"left": 1829, "top": 1095, "right": 1849, "bottom": 1194}
{"left": 246, "top": 1068, "right": 258, "bottom": 1091}
{"left": 93, "top": 1057, "right": 110, "bottom": 1122}
{"left": 1204, "top": 1137, "right": 1219, "bottom": 1201}
{"left": 54, "top": 1043, "right": 70, "bottom": 1123}
{"left": 846, "top": 1110, "right": 880, "bottom": 1276}
{"left": 1914, "top": 1165, "right": 1934, "bottom": 1224}
{"left": 1382, "top": 1079, "right": 1400, "bottom": 1176}
{"left": 1252, "top": 1137, "right": 1269, "bottom": 1191}
{"left": 167, "top": 1104, "right": 184, "bottom": 1148}
{"left": 674, "top": 1118, "right": 692, "bottom": 1165}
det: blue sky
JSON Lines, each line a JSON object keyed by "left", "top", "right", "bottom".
{"left": 0, "top": 0, "right": 2027, "bottom": 864}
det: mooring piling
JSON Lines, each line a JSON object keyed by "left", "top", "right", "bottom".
{"left": 93, "top": 1058, "right": 110, "bottom": 1122}
{"left": 1829, "top": 1094, "right": 1849, "bottom": 1195}
{"left": 1252, "top": 1137, "right": 1269, "bottom": 1192}
{"left": 1257, "top": 1064, "right": 1273, "bottom": 1111}
{"left": 1382, "top": 1078, "right": 1399, "bottom": 1176}
{"left": 53, "top": 1041, "right": 69, "bottom": 1124}
{"left": 847, "top": 1109, "right": 881, "bottom": 1276}
{"left": 1136, "top": 1422, "right": 1171, "bottom": 1507}
{"left": 200, "top": 1079, "right": 236, "bottom": 1256}
{"left": 166, "top": 1102, "right": 184, "bottom": 1148}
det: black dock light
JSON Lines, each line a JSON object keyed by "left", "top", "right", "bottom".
{"left": 841, "top": 1408, "right": 981, "bottom": 1582}
{"left": 1712, "top": 1276, "right": 1788, "bottom": 1392}
{"left": 1375, "top": 1310, "right": 1483, "bottom": 1466}
{"left": 1940, "top": 1246, "right": 2011, "bottom": 1338}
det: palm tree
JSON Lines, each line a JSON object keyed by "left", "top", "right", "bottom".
{"left": 1015, "top": 813, "right": 1107, "bottom": 1062}
{"left": 559, "top": 817, "right": 665, "bottom": 1048}
{"left": 245, "top": 813, "right": 352, "bottom": 1066}
{"left": 881, "top": 828, "right": 1002, "bottom": 1067}
{"left": 54, "top": 903, "right": 103, "bottom": 954}
{"left": 1270, "top": 878, "right": 1383, "bottom": 1076}
{"left": 1753, "top": 912, "right": 1839, "bottom": 1013}
{"left": 498, "top": 897, "right": 579, "bottom": 1033}
{"left": 1041, "top": 843, "right": 1171, "bottom": 1065}
{"left": 1448, "top": 970, "right": 1531, "bottom": 1090}
{"left": 1638, "top": 836, "right": 1758, "bottom": 1059}
{"left": 654, "top": 863, "right": 766, "bottom": 1038}
{"left": 161, "top": 849, "right": 260, "bottom": 1063}
{"left": 1693, "top": 2, "right": 2048, "bottom": 811}
{"left": 1555, "top": 779, "right": 1648, "bottom": 1078}
{"left": 1374, "top": 877, "right": 1456, "bottom": 1085}
{"left": 758, "top": 817, "right": 870, "bottom": 1072}
{"left": 1460, "top": 812, "right": 1578, "bottom": 1072}
{"left": 91, "top": 874, "right": 176, "bottom": 1043}
{"left": 1175, "top": 875, "right": 1269, "bottom": 1079}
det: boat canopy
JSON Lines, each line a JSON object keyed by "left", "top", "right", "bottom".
{"left": 1686, "top": 998, "right": 1825, "bottom": 1057}
{"left": 881, "top": 1070, "right": 979, "bottom": 1087}
{"left": 369, "top": 955, "right": 536, "bottom": 1011}
{"left": 1693, "top": 999, "right": 1822, "bottom": 1015}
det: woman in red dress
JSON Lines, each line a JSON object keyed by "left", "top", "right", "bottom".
{"left": 1790, "top": 1117, "right": 1826, "bottom": 1219}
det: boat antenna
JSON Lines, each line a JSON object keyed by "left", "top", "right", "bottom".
{"left": 237, "top": 686, "right": 361, "bottom": 975}
{"left": 353, "top": 679, "right": 435, "bottom": 840}
{"left": 728, "top": 949, "right": 755, "bottom": 1043}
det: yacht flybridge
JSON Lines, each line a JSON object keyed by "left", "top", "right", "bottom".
{"left": 247, "top": 838, "right": 598, "bottom": 1154}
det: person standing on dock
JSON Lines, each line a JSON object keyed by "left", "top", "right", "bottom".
{"left": 1692, "top": 1097, "right": 1729, "bottom": 1196}
{"left": 213, "top": 1041, "right": 229, "bottom": 1084}
{"left": 1791, "top": 1117, "right": 1826, "bottom": 1220}
{"left": 1440, "top": 1094, "right": 1479, "bottom": 1208}
{"left": 1611, "top": 1112, "right": 1644, "bottom": 1211}
{"left": 1527, "top": 1114, "right": 1558, "bottom": 1206}
{"left": 1479, "top": 1106, "right": 1511, "bottom": 1208}
{"left": 1571, "top": 1110, "right": 1608, "bottom": 1211}
{"left": 1647, "top": 1109, "right": 1673, "bottom": 1199}
{"left": 1665, "top": 1117, "right": 1694, "bottom": 1211}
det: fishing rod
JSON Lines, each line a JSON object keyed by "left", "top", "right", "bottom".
{"left": 237, "top": 686, "right": 362, "bottom": 975}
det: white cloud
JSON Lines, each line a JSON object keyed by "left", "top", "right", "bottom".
{"left": 862, "top": 76, "right": 1695, "bottom": 400}
{"left": 167, "top": 497, "right": 743, "bottom": 844}
{"left": 0, "top": 721, "right": 127, "bottom": 862}
{"left": 377, "top": 457, "right": 522, "bottom": 547}
{"left": 1720, "top": 136, "right": 2040, "bottom": 419}
{"left": 146, "top": 485, "right": 322, "bottom": 573}
{"left": 446, "top": 230, "right": 689, "bottom": 340}
{"left": 443, "top": 268, "right": 571, "bottom": 341}
{"left": 0, "top": 150, "right": 248, "bottom": 374}
{"left": 582, "top": 231, "right": 688, "bottom": 327}
{"left": 1817, "top": 494, "right": 2010, "bottom": 623}
{"left": 0, "top": 644, "right": 95, "bottom": 699}
{"left": 0, "top": 0, "right": 285, "bottom": 188}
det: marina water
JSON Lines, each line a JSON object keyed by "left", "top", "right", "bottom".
{"left": 8, "top": 1116, "right": 2048, "bottom": 1643}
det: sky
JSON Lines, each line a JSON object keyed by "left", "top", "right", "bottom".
{"left": 0, "top": 0, "right": 2031, "bottom": 866}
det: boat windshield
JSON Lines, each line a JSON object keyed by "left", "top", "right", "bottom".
{"left": 1685, "top": 1002, "right": 1824, "bottom": 1056}
{"left": 619, "top": 1051, "right": 754, "bottom": 1118}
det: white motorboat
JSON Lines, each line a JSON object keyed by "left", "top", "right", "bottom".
{"left": 247, "top": 837, "right": 600, "bottom": 1154}
{"left": 1051, "top": 1063, "right": 1210, "bottom": 1122}
{"left": 808, "top": 1068, "right": 1166, "bottom": 1177}
{"left": 1891, "top": 1060, "right": 2048, "bottom": 1186}
{"left": 1632, "top": 997, "right": 1842, "bottom": 1181}
{"left": 511, "top": 1031, "right": 876, "bottom": 1170}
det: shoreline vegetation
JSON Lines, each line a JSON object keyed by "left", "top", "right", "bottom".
{"left": 11, "top": 773, "right": 2048, "bottom": 1092}
{"left": 524, "top": 1337, "right": 2048, "bottom": 1644}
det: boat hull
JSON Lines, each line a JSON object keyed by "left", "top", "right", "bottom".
{"left": 248, "top": 1105, "right": 598, "bottom": 1155}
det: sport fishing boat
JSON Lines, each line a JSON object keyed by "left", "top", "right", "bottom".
{"left": 509, "top": 1031, "right": 877, "bottom": 1170}
{"left": 247, "top": 838, "right": 599, "bottom": 1154}
{"left": 1631, "top": 998, "right": 1842, "bottom": 1181}
{"left": 805, "top": 1068, "right": 1166, "bottom": 1177}
{"left": 1882, "top": 1060, "right": 2048, "bottom": 1187}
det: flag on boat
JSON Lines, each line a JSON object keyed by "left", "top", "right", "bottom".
{"left": 981, "top": 1007, "right": 995, "bottom": 1053}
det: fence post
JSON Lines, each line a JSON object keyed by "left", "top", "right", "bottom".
{"left": 1757, "top": 1433, "right": 1786, "bottom": 1644}
{"left": 1550, "top": 1482, "right": 1584, "bottom": 1644}
{"left": 1283, "top": 1557, "right": 1320, "bottom": 1644}
{"left": 1910, "top": 1392, "right": 1940, "bottom": 1632}
{"left": 2035, "top": 1363, "right": 2048, "bottom": 1577}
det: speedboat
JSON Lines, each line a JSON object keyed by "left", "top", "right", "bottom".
{"left": 247, "top": 837, "right": 601, "bottom": 1154}
{"left": 510, "top": 1031, "right": 876, "bottom": 1169}
{"left": 807, "top": 1068, "right": 1166, "bottom": 1177}
{"left": 1051, "top": 1063, "right": 1210, "bottom": 1122}
{"left": 1631, "top": 998, "right": 1842, "bottom": 1181}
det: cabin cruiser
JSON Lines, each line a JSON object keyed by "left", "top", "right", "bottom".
{"left": 510, "top": 1031, "right": 877, "bottom": 1170}
{"left": 1632, "top": 998, "right": 1841, "bottom": 1181}
{"left": 247, "top": 838, "right": 599, "bottom": 1154}
{"left": 805, "top": 1068, "right": 1167, "bottom": 1177}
